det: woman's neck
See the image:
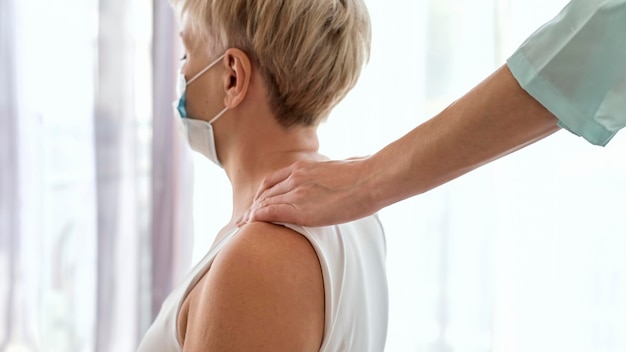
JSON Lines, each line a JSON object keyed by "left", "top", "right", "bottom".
{"left": 223, "top": 127, "right": 324, "bottom": 226}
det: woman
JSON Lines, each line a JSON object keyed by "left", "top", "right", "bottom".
{"left": 137, "top": 0, "right": 388, "bottom": 351}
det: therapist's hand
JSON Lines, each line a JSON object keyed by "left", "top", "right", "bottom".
{"left": 240, "top": 158, "right": 380, "bottom": 227}
{"left": 240, "top": 65, "right": 562, "bottom": 228}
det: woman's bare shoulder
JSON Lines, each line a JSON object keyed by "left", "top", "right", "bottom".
{"left": 180, "top": 222, "right": 324, "bottom": 352}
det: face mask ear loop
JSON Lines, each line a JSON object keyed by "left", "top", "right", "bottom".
{"left": 207, "top": 107, "right": 229, "bottom": 125}
{"left": 186, "top": 54, "right": 226, "bottom": 86}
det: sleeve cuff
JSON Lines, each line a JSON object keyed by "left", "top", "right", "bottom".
{"left": 507, "top": 50, "right": 617, "bottom": 146}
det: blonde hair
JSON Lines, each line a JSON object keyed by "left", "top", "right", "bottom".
{"left": 171, "top": 0, "right": 371, "bottom": 127}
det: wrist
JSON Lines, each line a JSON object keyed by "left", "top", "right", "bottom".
{"left": 357, "top": 154, "right": 392, "bottom": 215}
{"left": 366, "top": 136, "right": 426, "bottom": 210}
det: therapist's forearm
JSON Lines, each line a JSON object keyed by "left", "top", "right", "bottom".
{"left": 367, "top": 64, "right": 561, "bottom": 209}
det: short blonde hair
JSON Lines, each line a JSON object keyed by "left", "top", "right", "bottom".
{"left": 171, "top": 0, "right": 371, "bottom": 127}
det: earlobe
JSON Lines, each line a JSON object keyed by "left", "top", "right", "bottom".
{"left": 223, "top": 48, "right": 251, "bottom": 109}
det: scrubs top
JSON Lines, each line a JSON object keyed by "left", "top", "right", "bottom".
{"left": 507, "top": 0, "right": 626, "bottom": 146}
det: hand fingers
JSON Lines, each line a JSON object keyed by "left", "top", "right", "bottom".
{"left": 238, "top": 193, "right": 301, "bottom": 225}
{"left": 257, "top": 176, "right": 299, "bottom": 205}
{"left": 238, "top": 189, "right": 294, "bottom": 225}
{"left": 237, "top": 208, "right": 253, "bottom": 227}
{"left": 248, "top": 203, "right": 300, "bottom": 224}
{"left": 253, "top": 164, "right": 296, "bottom": 201}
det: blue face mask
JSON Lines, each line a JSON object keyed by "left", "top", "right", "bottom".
{"left": 174, "top": 54, "right": 228, "bottom": 167}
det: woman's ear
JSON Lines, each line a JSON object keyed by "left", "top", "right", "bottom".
{"left": 223, "top": 48, "right": 251, "bottom": 109}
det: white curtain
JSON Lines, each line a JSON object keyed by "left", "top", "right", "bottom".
{"left": 0, "top": 0, "right": 192, "bottom": 351}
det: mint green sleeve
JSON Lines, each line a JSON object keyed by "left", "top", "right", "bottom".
{"left": 507, "top": 0, "right": 626, "bottom": 146}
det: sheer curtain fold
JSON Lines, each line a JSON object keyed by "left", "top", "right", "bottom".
{"left": 94, "top": 1, "right": 140, "bottom": 350}
{"left": 0, "top": 0, "right": 185, "bottom": 351}
{"left": 0, "top": 0, "right": 22, "bottom": 349}
{"left": 150, "top": 0, "right": 194, "bottom": 323}
{"left": 95, "top": 0, "right": 190, "bottom": 349}
{"left": 150, "top": 0, "right": 178, "bottom": 323}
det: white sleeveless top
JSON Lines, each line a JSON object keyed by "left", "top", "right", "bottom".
{"left": 137, "top": 216, "right": 388, "bottom": 352}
